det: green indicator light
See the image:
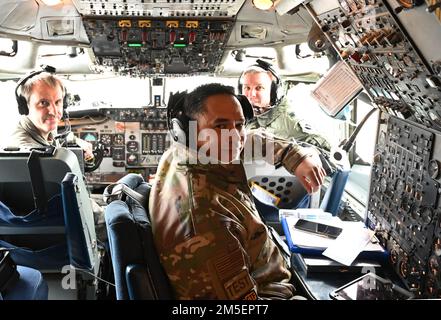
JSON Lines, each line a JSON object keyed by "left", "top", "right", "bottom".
{"left": 128, "top": 43, "right": 142, "bottom": 47}
{"left": 173, "top": 43, "right": 187, "bottom": 48}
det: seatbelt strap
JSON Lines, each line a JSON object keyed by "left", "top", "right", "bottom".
{"left": 27, "top": 149, "right": 48, "bottom": 214}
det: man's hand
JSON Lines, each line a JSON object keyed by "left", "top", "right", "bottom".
{"left": 75, "top": 137, "right": 94, "bottom": 162}
{"left": 294, "top": 151, "right": 326, "bottom": 194}
{"left": 83, "top": 144, "right": 94, "bottom": 162}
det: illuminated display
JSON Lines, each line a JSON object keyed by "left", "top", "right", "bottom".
{"left": 80, "top": 132, "right": 98, "bottom": 142}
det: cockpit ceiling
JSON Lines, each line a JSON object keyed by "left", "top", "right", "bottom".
{"left": 68, "top": 0, "right": 247, "bottom": 76}
{"left": 71, "top": 0, "right": 246, "bottom": 18}
{"left": 0, "top": 0, "right": 315, "bottom": 77}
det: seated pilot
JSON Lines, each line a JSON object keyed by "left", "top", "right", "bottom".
{"left": 149, "top": 83, "right": 326, "bottom": 299}
{"left": 8, "top": 68, "right": 107, "bottom": 242}
{"left": 240, "top": 60, "right": 332, "bottom": 152}
{"left": 9, "top": 68, "right": 93, "bottom": 159}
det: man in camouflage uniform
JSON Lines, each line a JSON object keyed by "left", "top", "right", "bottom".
{"left": 241, "top": 64, "right": 332, "bottom": 151}
{"left": 149, "top": 83, "right": 326, "bottom": 299}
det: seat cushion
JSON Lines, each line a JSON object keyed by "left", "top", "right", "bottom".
{"left": 3, "top": 266, "right": 48, "bottom": 300}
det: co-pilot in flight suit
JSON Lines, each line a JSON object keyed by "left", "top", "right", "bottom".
{"left": 247, "top": 97, "right": 332, "bottom": 152}
{"left": 149, "top": 129, "right": 312, "bottom": 299}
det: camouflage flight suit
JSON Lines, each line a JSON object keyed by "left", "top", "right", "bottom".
{"left": 149, "top": 130, "right": 312, "bottom": 299}
{"left": 247, "top": 97, "right": 332, "bottom": 151}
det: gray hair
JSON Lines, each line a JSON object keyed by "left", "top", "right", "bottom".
{"left": 242, "top": 65, "right": 276, "bottom": 82}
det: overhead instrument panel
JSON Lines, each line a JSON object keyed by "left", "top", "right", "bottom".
{"left": 306, "top": 0, "right": 441, "bottom": 130}
{"left": 73, "top": 0, "right": 246, "bottom": 76}
{"left": 71, "top": 0, "right": 246, "bottom": 18}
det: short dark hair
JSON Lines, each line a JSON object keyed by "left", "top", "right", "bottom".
{"left": 184, "top": 83, "right": 236, "bottom": 118}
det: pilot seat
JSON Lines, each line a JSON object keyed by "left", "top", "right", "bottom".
{"left": 0, "top": 147, "right": 100, "bottom": 299}
{"left": 103, "top": 173, "right": 173, "bottom": 300}
{"left": 245, "top": 158, "right": 350, "bottom": 234}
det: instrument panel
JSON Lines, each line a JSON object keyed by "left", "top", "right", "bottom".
{"left": 69, "top": 106, "right": 170, "bottom": 186}
{"left": 367, "top": 115, "right": 441, "bottom": 297}
{"left": 307, "top": 0, "right": 441, "bottom": 298}
{"left": 310, "top": 0, "right": 441, "bottom": 129}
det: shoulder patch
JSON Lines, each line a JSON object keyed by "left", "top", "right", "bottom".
{"left": 223, "top": 269, "right": 255, "bottom": 300}
{"left": 243, "top": 289, "right": 258, "bottom": 300}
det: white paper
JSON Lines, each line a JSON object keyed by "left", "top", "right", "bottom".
{"left": 322, "top": 225, "right": 375, "bottom": 266}
{"left": 284, "top": 215, "right": 384, "bottom": 254}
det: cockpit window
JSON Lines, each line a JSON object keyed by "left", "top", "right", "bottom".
{"left": 66, "top": 77, "right": 151, "bottom": 110}
{"left": 282, "top": 44, "right": 330, "bottom": 75}
{"left": 38, "top": 45, "right": 71, "bottom": 57}
{"left": 165, "top": 76, "right": 237, "bottom": 101}
{"left": 223, "top": 47, "right": 277, "bottom": 74}
{"left": 353, "top": 99, "right": 379, "bottom": 165}
{"left": 285, "top": 82, "right": 345, "bottom": 148}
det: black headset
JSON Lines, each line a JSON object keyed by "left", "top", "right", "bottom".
{"left": 237, "top": 59, "right": 284, "bottom": 106}
{"left": 167, "top": 90, "right": 254, "bottom": 145}
{"left": 15, "top": 65, "right": 68, "bottom": 116}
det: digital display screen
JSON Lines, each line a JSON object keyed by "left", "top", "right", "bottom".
{"left": 80, "top": 132, "right": 98, "bottom": 147}
{"left": 80, "top": 132, "right": 98, "bottom": 142}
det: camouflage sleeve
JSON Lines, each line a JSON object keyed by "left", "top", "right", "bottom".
{"left": 243, "top": 128, "right": 309, "bottom": 173}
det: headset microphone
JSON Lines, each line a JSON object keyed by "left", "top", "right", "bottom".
{"left": 54, "top": 110, "right": 72, "bottom": 143}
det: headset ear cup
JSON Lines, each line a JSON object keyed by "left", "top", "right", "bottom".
{"left": 270, "top": 82, "right": 278, "bottom": 106}
{"left": 62, "top": 87, "right": 69, "bottom": 119}
{"left": 17, "top": 95, "right": 29, "bottom": 115}
{"left": 236, "top": 94, "right": 254, "bottom": 122}
{"left": 237, "top": 72, "right": 244, "bottom": 94}
{"left": 63, "top": 90, "right": 68, "bottom": 109}
{"left": 62, "top": 109, "right": 69, "bottom": 121}
{"left": 270, "top": 81, "right": 284, "bottom": 106}
{"left": 170, "top": 118, "right": 187, "bottom": 145}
